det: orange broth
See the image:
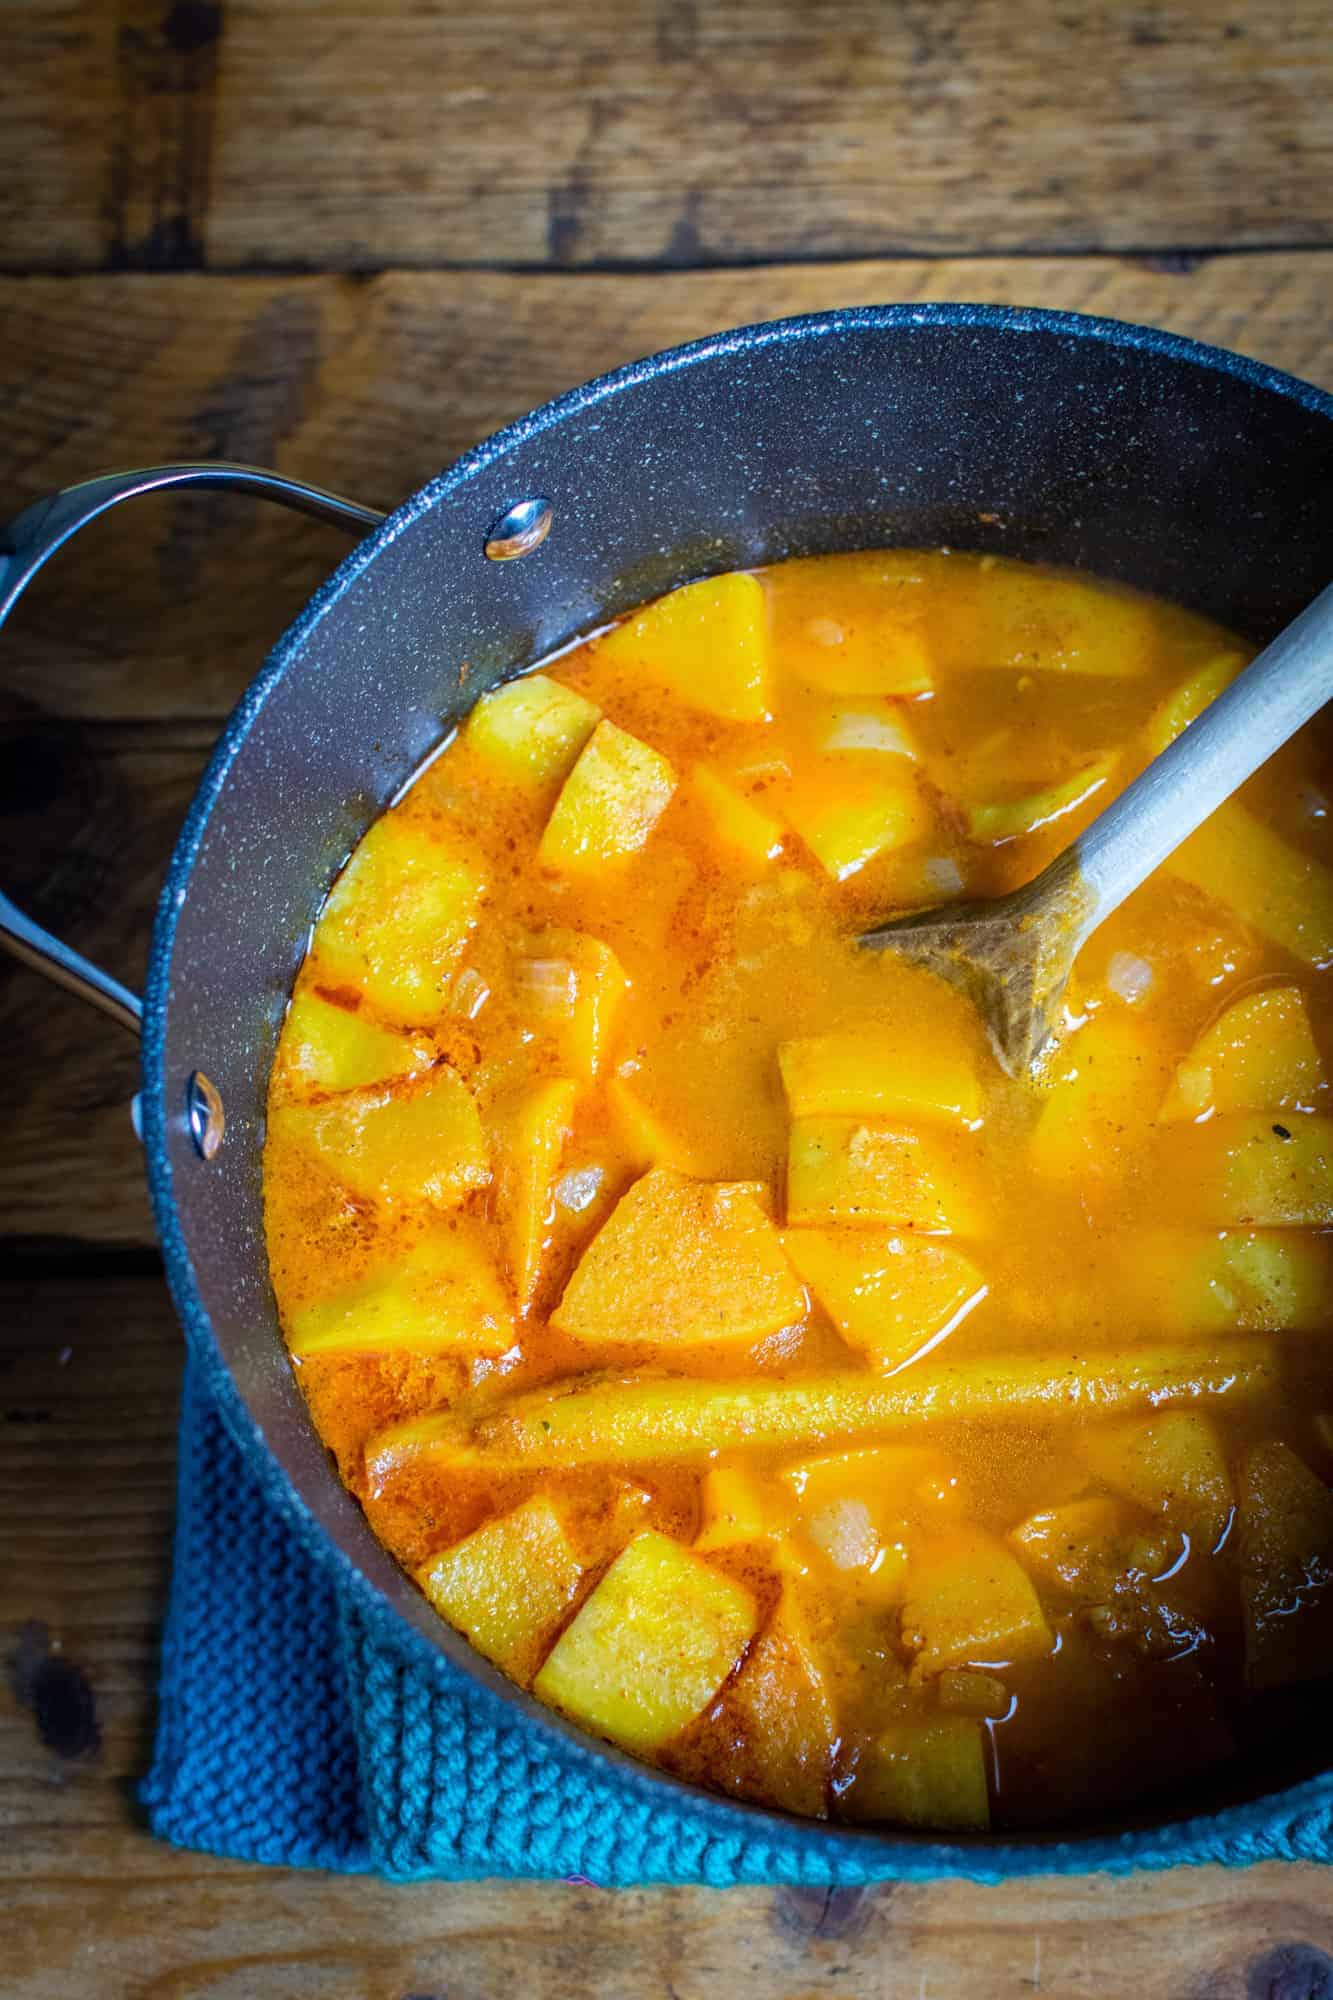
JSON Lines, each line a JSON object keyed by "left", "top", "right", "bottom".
{"left": 263, "top": 550, "right": 1333, "bottom": 1831}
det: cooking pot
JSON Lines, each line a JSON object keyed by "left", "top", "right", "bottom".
{"left": 4, "top": 303, "right": 1332, "bottom": 1868}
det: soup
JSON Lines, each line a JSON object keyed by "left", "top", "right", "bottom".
{"left": 263, "top": 551, "right": 1333, "bottom": 1831}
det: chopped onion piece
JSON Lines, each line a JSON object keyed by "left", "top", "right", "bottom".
{"left": 921, "top": 854, "right": 965, "bottom": 898}
{"left": 555, "top": 1165, "right": 604, "bottom": 1214}
{"left": 822, "top": 709, "right": 918, "bottom": 758}
{"left": 1106, "top": 950, "right": 1154, "bottom": 1005}
{"left": 449, "top": 966, "right": 491, "bottom": 1019}
{"left": 519, "top": 956, "right": 577, "bottom": 1018}
{"left": 808, "top": 1498, "right": 878, "bottom": 1570}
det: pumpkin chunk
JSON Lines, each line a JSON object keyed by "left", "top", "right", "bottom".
{"left": 728, "top": 1581, "right": 837, "bottom": 1817}
{"left": 1009, "top": 1497, "right": 1150, "bottom": 1600}
{"left": 1164, "top": 802, "right": 1333, "bottom": 969}
{"left": 1161, "top": 985, "right": 1326, "bottom": 1121}
{"left": 842, "top": 1715, "right": 989, "bottom": 1831}
{"left": 463, "top": 672, "right": 600, "bottom": 789}
{"left": 288, "top": 1224, "right": 512, "bottom": 1358}
{"left": 1076, "top": 1411, "right": 1233, "bottom": 1547}
{"left": 538, "top": 719, "right": 677, "bottom": 874}
{"left": 313, "top": 814, "right": 485, "bottom": 1026}
{"left": 278, "top": 989, "right": 433, "bottom": 1095}
{"left": 553, "top": 1169, "right": 807, "bottom": 1347}
{"left": 1154, "top": 1115, "right": 1333, "bottom": 1228}
{"left": 1144, "top": 651, "right": 1247, "bottom": 756}
{"left": 416, "top": 1496, "right": 584, "bottom": 1683}
{"left": 514, "top": 928, "right": 627, "bottom": 1080}
{"left": 901, "top": 1528, "right": 1052, "bottom": 1676}
{"left": 1028, "top": 1010, "right": 1165, "bottom": 1185}
{"left": 785, "top": 763, "right": 929, "bottom": 881}
{"left": 778, "top": 1033, "right": 982, "bottom": 1125}
{"left": 689, "top": 764, "right": 784, "bottom": 870}
{"left": 493, "top": 1079, "right": 576, "bottom": 1313}
{"left": 595, "top": 572, "right": 772, "bottom": 723}
{"left": 786, "top": 1118, "right": 978, "bottom": 1232}
{"left": 533, "top": 1530, "right": 757, "bottom": 1751}
{"left": 273, "top": 1065, "right": 489, "bottom": 1209}
{"left": 784, "top": 1229, "right": 987, "bottom": 1369}
{"left": 936, "top": 1670, "right": 1011, "bottom": 1720}
{"left": 964, "top": 753, "right": 1116, "bottom": 846}
{"left": 1237, "top": 1442, "right": 1333, "bottom": 1689}
{"left": 694, "top": 1465, "right": 783, "bottom": 1551}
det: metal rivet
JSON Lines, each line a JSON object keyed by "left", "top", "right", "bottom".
{"left": 187, "top": 1070, "right": 225, "bottom": 1161}
{"left": 484, "top": 497, "right": 553, "bottom": 561}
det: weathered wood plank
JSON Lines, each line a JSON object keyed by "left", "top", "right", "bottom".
{"left": 5, "top": 2, "right": 1332, "bottom": 271}
{"left": 7, "top": 1277, "right": 1333, "bottom": 2000}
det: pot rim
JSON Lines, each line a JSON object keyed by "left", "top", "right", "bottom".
{"left": 140, "top": 301, "right": 1333, "bottom": 1868}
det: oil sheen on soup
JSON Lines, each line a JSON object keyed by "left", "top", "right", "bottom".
{"left": 263, "top": 551, "right": 1333, "bottom": 1833}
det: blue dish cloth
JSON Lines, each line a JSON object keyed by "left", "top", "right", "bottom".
{"left": 142, "top": 1354, "right": 1333, "bottom": 1884}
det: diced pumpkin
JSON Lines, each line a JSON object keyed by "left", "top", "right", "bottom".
{"left": 778, "top": 1033, "right": 982, "bottom": 1125}
{"left": 694, "top": 1465, "right": 783, "bottom": 1551}
{"left": 1154, "top": 1115, "right": 1333, "bottom": 1228}
{"left": 901, "top": 1528, "right": 1052, "bottom": 1676}
{"left": 1118, "top": 1230, "right": 1333, "bottom": 1337}
{"left": 366, "top": 1337, "right": 1277, "bottom": 1475}
{"left": 1009, "top": 1497, "right": 1156, "bottom": 1600}
{"left": 463, "top": 672, "right": 600, "bottom": 789}
{"left": 312, "top": 814, "right": 486, "bottom": 1027}
{"left": 947, "top": 566, "right": 1157, "bottom": 678}
{"left": 1237, "top": 1441, "right": 1333, "bottom": 1689}
{"left": 287, "top": 1224, "right": 512, "bottom": 1358}
{"left": 594, "top": 572, "right": 772, "bottom": 723}
{"left": 416, "top": 1495, "right": 584, "bottom": 1683}
{"left": 605, "top": 1075, "right": 703, "bottom": 1174}
{"left": 1027, "top": 1009, "right": 1165, "bottom": 1185}
{"left": 553, "top": 1169, "right": 807, "bottom": 1347}
{"left": 728, "top": 1584, "right": 838, "bottom": 1818}
{"left": 538, "top": 719, "right": 677, "bottom": 874}
{"left": 278, "top": 988, "right": 434, "bottom": 1094}
{"left": 1144, "top": 651, "right": 1247, "bottom": 757}
{"left": 1164, "top": 802, "right": 1333, "bottom": 969}
{"left": 1161, "top": 985, "right": 1326, "bottom": 1121}
{"left": 842, "top": 1715, "right": 989, "bottom": 1831}
{"left": 964, "top": 753, "right": 1116, "bottom": 846}
{"left": 785, "top": 1118, "right": 979, "bottom": 1232}
{"left": 936, "top": 1670, "right": 1010, "bottom": 1720}
{"left": 785, "top": 763, "right": 929, "bottom": 880}
{"left": 787, "top": 605, "right": 935, "bottom": 699}
{"left": 514, "top": 928, "right": 627, "bottom": 1080}
{"left": 272, "top": 1065, "right": 489, "bottom": 1209}
{"left": 688, "top": 764, "right": 784, "bottom": 870}
{"left": 783, "top": 1229, "right": 987, "bottom": 1369}
{"left": 532, "top": 1530, "right": 757, "bottom": 1751}
{"left": 493, "top": 1079, "right": 576, "bottom": 1313}
{"left": 1075, "top": 1411, "right": 1233, "bottom": 1548}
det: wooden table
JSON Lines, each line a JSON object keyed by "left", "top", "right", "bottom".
{"left": 3, "top": 5, "right": 1331, "bottom": 1993}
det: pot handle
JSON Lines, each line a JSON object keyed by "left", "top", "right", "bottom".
{"left": 0, "top": 462, "right": 387, "bottom": 1035}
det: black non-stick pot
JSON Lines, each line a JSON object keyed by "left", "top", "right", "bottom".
{"left": 4, "top": 304, "right": 1332, "bottom": 1872}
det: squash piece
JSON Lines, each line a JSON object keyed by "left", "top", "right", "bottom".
{"left": 1161, "top": 985, "right": 1326, "bottom": 1121}
{"left": 493, "top": 1080, "right": 576, "bottom": 1313}
{"left": 901, "top": 1528, "right": 1052, "bottom": 1676}
{"left": 288, "top": 1224, "right": 512, "bottom": 1358}
{"left": 1144, "top": 651, "right": 1247, "bottom": 757}
{"left": 538, "top": 719, "right": 677, "bottom": 874}
{"left": 936, "top": 1670, "right": 1010, "bottom": 1720}
{"left": 964, "top": 753, "right": 1116, "bottom": 845}
{"left": 950, "top": 567, "right": 1157, "bottom": 678}
{"left": 729, "top": 1581, "right": 837, "bottom": 1817}
{"left": 1155, "top": 1114, "right": 1333, "bottom": 1228}
{"left": 278, "top": 988, "right": 433, "bottom": 1094}
{"left": 688, "top": 764, "right": 784, "bottom": 870}
{"left": 367, "top": 1337, "right": 1278, "bottom": 1475}
{"left": 784, "top": 1229, "right": 987, "bottom": 1369}
{"left": 787, "top": 602, "right": 934, "bottom": 699}
{"left": 778, "top": 1033, "right": 982, "bottom": 1125}
{"left": 313, "top": 814, "right": 485, "bottom": 1026}
{"left": 1237, "top": 1441, "right": 1333, "bottom": 1689}
{"left": 514, "top": 928, "right": 627, "bottom": 1080}
{"left": 416, "top": 1495, "right": 584, "bottom": 1683}
{"left": 1009, "top": 1497, "right": 1157, "bottom": 1600}
{"left": 463, "top": 672, "right": 600, "bottom": 789}
{"left": 1213, "top": 1231, "right": 1333, "bottom": 1331}
{"left": 594, "top": 572, "right": 771, "bottom": 723}
{"left": 273, "top": 1065, "right": 489, "bottom": 1209}
{"left": 786, "top": 1118, "right": 978, "bottom": 1232}
{"left": 694, "top": 1465, "right": 783, "bottom": 1551}
{"left": 1028, "top": 1010, "right": 1164, "bottom": 1185}
{"left": 553, "top": 1169, "right": 807, "bottom": 1347}
{"left": 605, "top": 1076, "right": 704, "bottom": 1174}
{"left": 533, "top": 1530, "right": 757, "bottom": 1751}
{"left": 842, "top": 1715, "right": 989, "bottom": 1831}
{"left": 1164, "top": 802, "right": 1333, "bottom": 969}
{"left": 1075, "top": 1411, "right": 1233, "bottom": 1547}
{"left": 785, "top": 763, "right": 929, "bottom": 881}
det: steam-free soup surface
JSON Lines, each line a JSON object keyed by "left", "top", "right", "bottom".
{"left": 264, "top": 551, "right": 1333, "bottom": 1831}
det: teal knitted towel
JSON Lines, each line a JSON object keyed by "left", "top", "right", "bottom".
{"left": 142, "top": 1354, "right": 1333, "bottom": 1883}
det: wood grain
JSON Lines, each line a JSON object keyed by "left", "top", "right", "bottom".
{"left": 8, "top": 1278, "right": 1333, "bottom": 2000}
{"left": 5, "top": 2, "right": 1332, "bottom": 272}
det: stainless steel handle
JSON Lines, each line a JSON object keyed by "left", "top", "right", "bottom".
{"left": 0, "top": 461, "right": 386, "bottom": 1035}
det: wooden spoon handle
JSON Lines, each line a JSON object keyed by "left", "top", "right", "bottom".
{"left": 1069, "top": 580, "right": 1333, "bottom": 933}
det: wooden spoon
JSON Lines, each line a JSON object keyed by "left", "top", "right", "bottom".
{"left": 858, "top": 583, "right": 1333, "bottom": 1074}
